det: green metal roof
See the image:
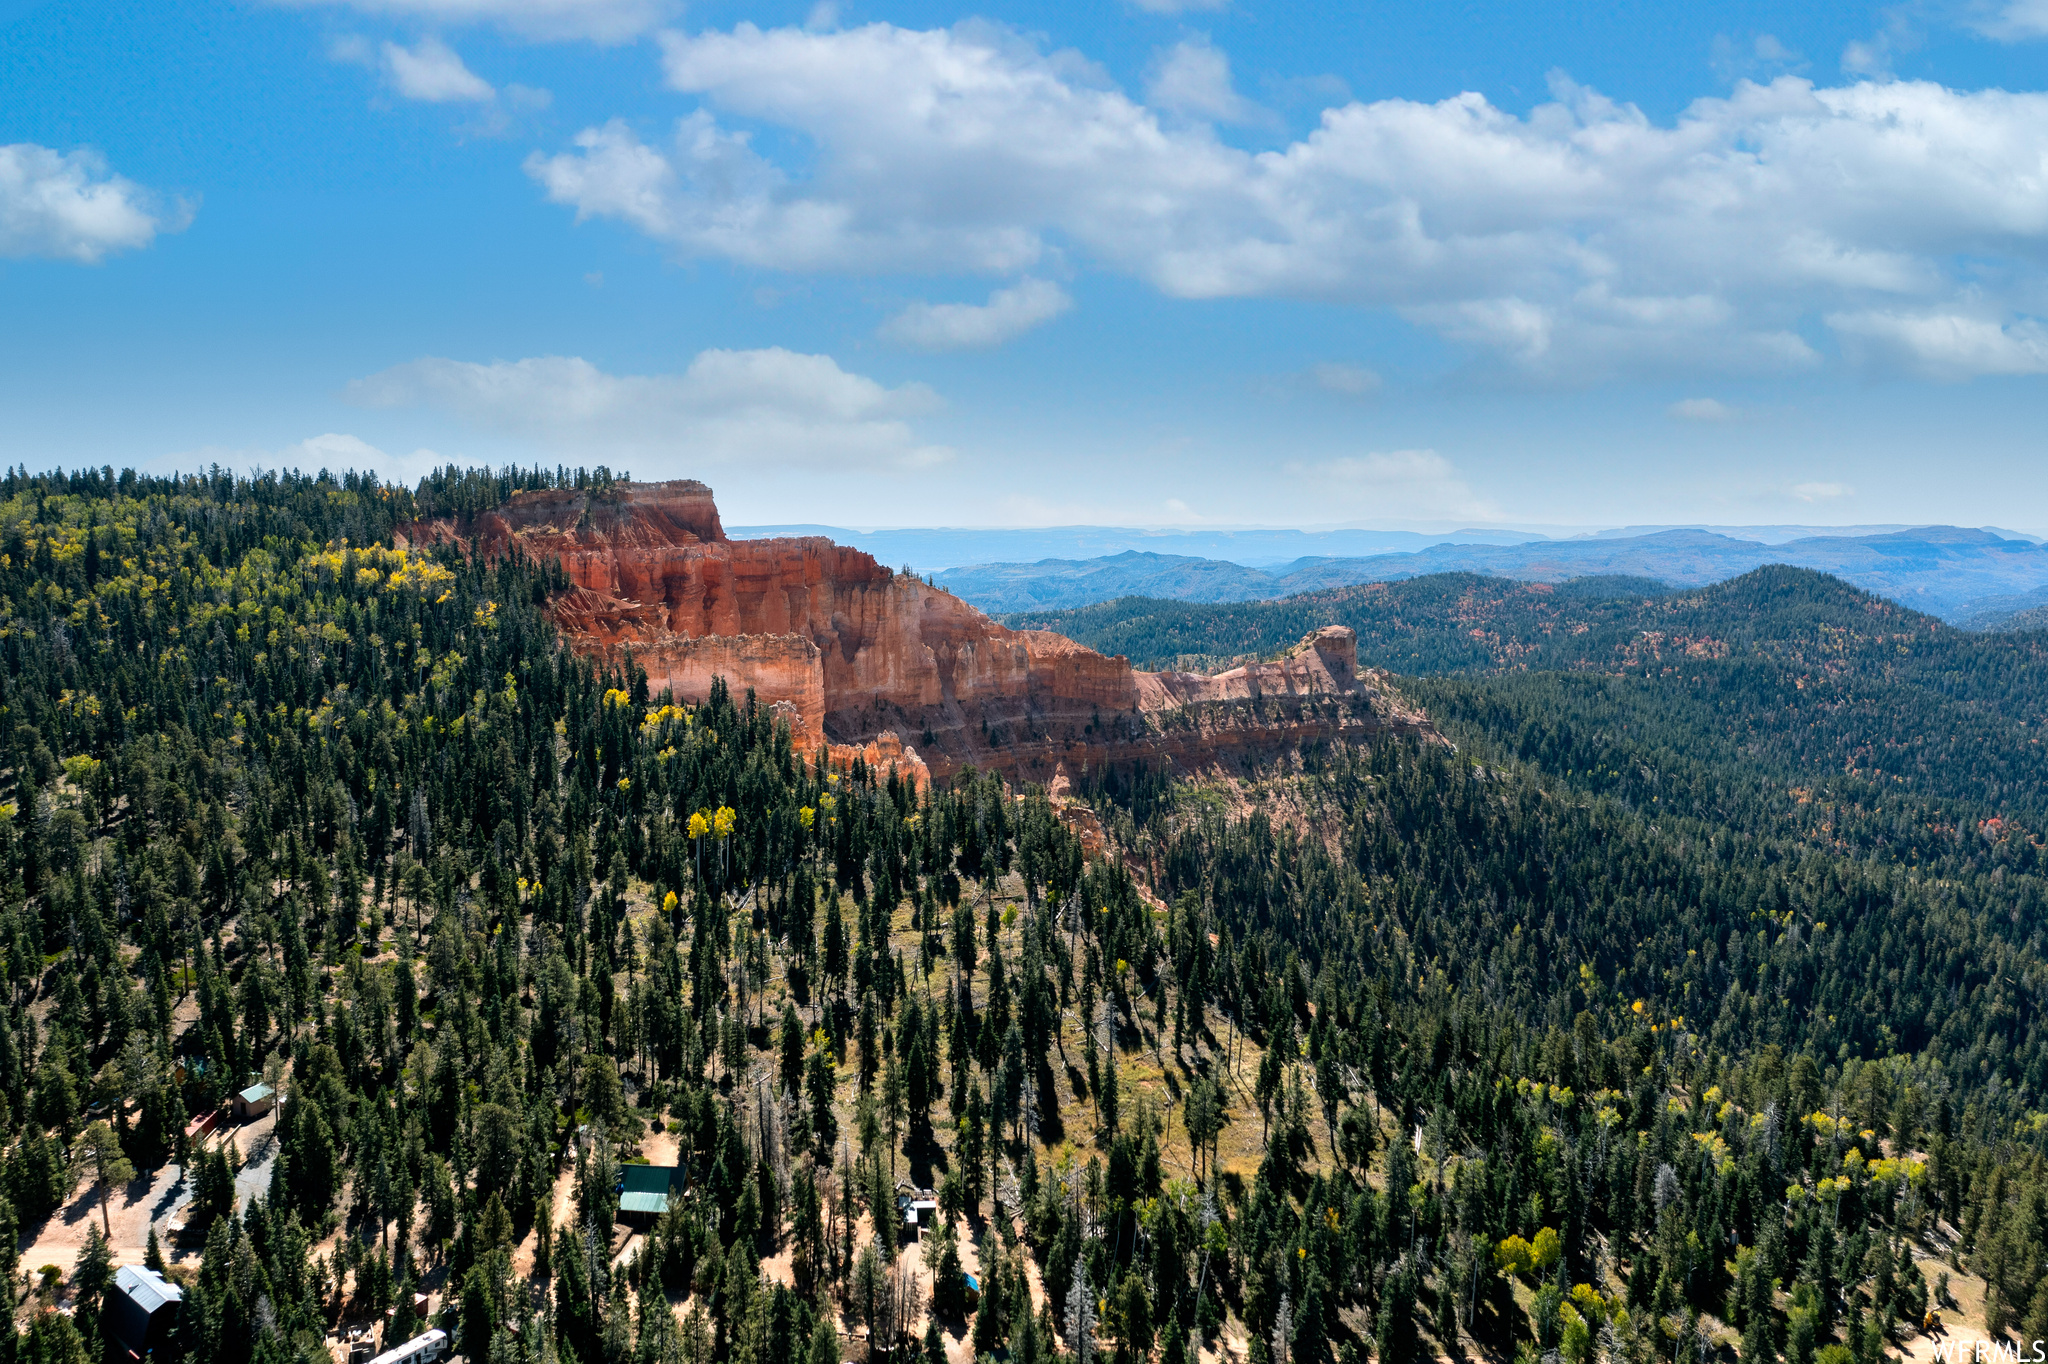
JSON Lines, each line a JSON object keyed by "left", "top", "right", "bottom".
{"left": 238, "top": 1083, "right": 275, "bottom": 1104}
{"left": 619, "top": 1164, "right": 680, "bottom": 1194}
{"left": 617, "top": 1164, "right": 682, "bottom": 1216}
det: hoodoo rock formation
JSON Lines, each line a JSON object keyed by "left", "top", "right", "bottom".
{"left": 400, "top": 481, "right": 1430, "bottom": 783}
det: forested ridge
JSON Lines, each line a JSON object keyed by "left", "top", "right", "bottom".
{"left": 0, "top": 469, "right": 2040, "bottom": 1364}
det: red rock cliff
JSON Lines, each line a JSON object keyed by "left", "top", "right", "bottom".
{"left": 400, "top": 481, "right": 1427, "bottom": 782}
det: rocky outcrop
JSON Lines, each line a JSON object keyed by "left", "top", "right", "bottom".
{"left": 1135, "top": 626, "right": 1361, "bottom": 708}
{"left": 840, "top": 730, "right": 931, "bottom": 792}
{"left": 401, "top": 481, "right": 1430, "bottom": 782}
{"left": 1046, "top": 766, "right": 1108, "bottom": 858}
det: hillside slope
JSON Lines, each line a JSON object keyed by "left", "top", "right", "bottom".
{"left": 1018, "top": 567, "right": 2048, "bottom": 824}
{"left": 0, "top": 467, "right": 2038, "bottom": 1364}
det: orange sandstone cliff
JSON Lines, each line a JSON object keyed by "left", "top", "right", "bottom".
{"left": 399, "top": 481, "right": 1429, "bottom": 783}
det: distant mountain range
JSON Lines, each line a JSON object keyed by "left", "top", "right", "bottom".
{"left": 726, "top": 523, "right": 1540, "bottom": 570}
{"left": 729, "top": 520, "right": 2043, "bottom": 571}
{"left": 892, "top": 526, "right": 2048, "bottom": 625}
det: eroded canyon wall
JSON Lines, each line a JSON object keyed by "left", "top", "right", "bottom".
{"left": 400, "top": 481, "right": 1429, "bottom": 782}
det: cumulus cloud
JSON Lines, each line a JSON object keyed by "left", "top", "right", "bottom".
{"left": 273, "top": 0, "right": 670, "bottom": 42}
{"left": 1828, "top": 308, "right": 2048, "bottom": 377}
{"left": 0, "top": 144, "right": 184, "bottom": 263}
{"left": 1669, "top": 397, "right": 1736, "bottom": 421}
{"left": 288, "top": 433, "right": 448, "bottom": 482}
{"left": 1287, "top": 450, "right": 1501, "bottom": 521}
{"left": 1970, "top": 0, "right": 2048, "bottom": 41}
{"left": 334, "top": 35, "right": 554, "bottom": 122}
{"left": 1309, "top": 362, "right": 1382, "bottom": 396}
{"left": 347, "top": 348, "right": 951, "bottom": 469}
{"left": 382, "top": 37, "right": 494, "bottom": 101}
{"left": 1145, "top": 35, "right": 1264, "bottom": 125}
{"left": 157, "top": 433, "right": 450, "bottom": 485}
{"left": 879, "top": 278, "right": 1072, "bottom": 350}
{"left": 524, "top": 22, "right": 2048, "bottom": 380}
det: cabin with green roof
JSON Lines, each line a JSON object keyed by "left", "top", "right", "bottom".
{"left": 616, "top": 1164, "right": 683, "bottom": 1224}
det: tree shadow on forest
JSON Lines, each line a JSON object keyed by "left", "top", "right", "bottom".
{"left": 149, "top": 1169, "right": 188, "bottom": 1223}
{"left": 905, "top": 1127, "right": 947, "bottom": 1193}
{"left": 1032, "top": 1059, "right": 1065, "bottom": 1144}
{"left": 57, "top": 1191, "right": 94, "bottom": 1229}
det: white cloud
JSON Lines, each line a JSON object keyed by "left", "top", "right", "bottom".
{"left": 1793, "top": 480, "right": 1853, "bottom": 501}
{"left": 879, "top": 278, "right": 1072, "bottom": 350}
{"left": 1828, "top": 308, "right": 2048, "bottom": 377}
{"left": 0, "top": 144, "right": 183, "bottom": 263}
{"left": 1971, "top": 0, "right": 2048, "bottom": 41}
{"left": 288, "top": 433, "right": 448, "bottom": 482}
{"left": 1755, "top": 34, "right": 1798, "bottom": 63}
{"left": 1669, "top": 397, "right": 1736, "bottom": 421}
{"left": 1287, "top": 449, "right": 1501, "bottom": 520}
{"left": 154, "top": 434, "right": 450, "bottom": 485}
{"left": 1309, "top": 362, "right": 1382, "bottom": 396}
{"left": 1711, "top": 32, "right": 1804, "bottom": 84}
{"left": 273, "top": 0, "right": 671, "bottom": 42}
{"left": 382, "top": 37, "right": 495, "bottom": 102}
{"left": 526, "top": 23, "right": 2048, "bottom": 380}
{"left": 346, "top": 348, "right": 951, "bottom": 469}
{"left": 1128, "top": 0, "right": 1228, "bottom": 12}
{"left": 1145, "top": 35, "right": 1263, "bottom": 125}
{"left": 1840, "top": 11, "right": 1917, "bottom": 79}
{"left": 335, "top": 35, "right": 551, "bottom": 119}
{"left": 1841, "top": 39, "right": 1891, "bottom": 78}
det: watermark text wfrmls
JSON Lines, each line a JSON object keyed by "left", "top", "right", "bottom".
{"left": 1930, "top": 1340, "right": 2047, "bottom": 1363}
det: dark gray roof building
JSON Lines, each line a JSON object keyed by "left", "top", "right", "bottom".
{"left": 104, "top": 1265, "right": 183, "bottom": 1360}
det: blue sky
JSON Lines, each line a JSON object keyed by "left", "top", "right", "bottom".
{"left": 5, "top": 0, "right": 2048, "bottom": 530}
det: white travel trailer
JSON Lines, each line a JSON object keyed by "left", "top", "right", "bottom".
{"left": 367, "top": 1329, "right": 449, "bottom": 1364}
